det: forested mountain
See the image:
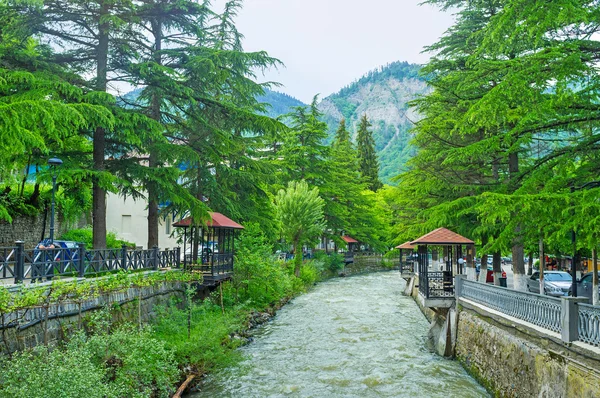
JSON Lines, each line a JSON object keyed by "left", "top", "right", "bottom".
{"left": 258, "top": 62, "right": 429, "bottom": 184}
{"left": 257, "top": 90, "right": 305, "bottom": 118}
{"left": 317, "top": 62, "right": 428, "bottom": 184}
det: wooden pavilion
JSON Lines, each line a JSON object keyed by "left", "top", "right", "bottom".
{"left": 410, "top": 228, "right": 474, "bottom": 308}
{"left": 341, "top": 235, "right": 359, "bottom": 263}
{"left": 173, "top": 212, "right": 244, "bottom": 284}
{"left": 396, "top": 241, "right": 416, "bottom": 278}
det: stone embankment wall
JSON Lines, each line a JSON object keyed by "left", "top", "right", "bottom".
{"left": 343, "top": 256, "right": 396, "bottom": 276}
{"left": 0, "top": 214, "right": 67, "bottom": 248}
{"left": 0, "top": 281, "right": 186, "bottom": 354}
{"left": 456, "top": 302, "right": 600, "bottom": 397}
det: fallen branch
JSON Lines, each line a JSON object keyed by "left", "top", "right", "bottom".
{"left": 172, "top": 374, "right": 196, "bottom": 398}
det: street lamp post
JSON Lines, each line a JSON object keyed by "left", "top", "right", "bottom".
{"left": 48, "top": 157, "right": 63, "bottom": 243}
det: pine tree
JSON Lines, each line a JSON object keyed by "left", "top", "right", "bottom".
{"left": 356, "top": 115, "right": 382, "bottom": 191}
{"left": 279, "top": 96, "right": 329, "bottom": 186}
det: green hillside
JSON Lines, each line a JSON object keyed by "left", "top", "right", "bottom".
{"left": 318, "top": 61, "right": 428, "bottom": 184}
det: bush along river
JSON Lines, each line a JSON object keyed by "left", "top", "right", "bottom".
{"left": 193, "top": 272, "right": 488, "bottom": 397}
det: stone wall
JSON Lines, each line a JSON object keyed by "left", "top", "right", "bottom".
{"left": 343, "top": 256, "right": 396, "bottom": 276}
{"left": 0, "top": 281, "right": 186, "bottom": 354}
{"left": 0, "top": 213, "right": 66, "bottom": 249}
{"left": 456, "top": 303, "right": 600, "bottom": 397}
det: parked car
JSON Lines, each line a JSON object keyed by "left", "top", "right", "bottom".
{"left": 576, "top": 272, "right": 600, "bottom": 304}
{"left": 486, "top": 266, "right": 507, "bottom": 284}
{"left": 527, "top": 271, "right": 572, "bottom": 296}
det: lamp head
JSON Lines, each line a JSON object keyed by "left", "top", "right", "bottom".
{"left": 48, "top": 157, "right": 63, "bottom": 167}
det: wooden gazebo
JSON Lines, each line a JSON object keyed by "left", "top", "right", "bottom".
{"left": 173, "top": 212, "right": 244, "bottom": 282}
{"left": 341, "top": 235, "right": 359, "bottom": 263}
{"left": 396, "top": 241, "right": 416, "bottom": 277}
{"left": 410, "top": 228, "right": 474, "bottom": 307}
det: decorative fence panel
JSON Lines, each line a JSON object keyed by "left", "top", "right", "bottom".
{"left": 578, "top": 303, "right": 600, "bottom": 346}
{"left": 0, "top": 244, "right": 181, "bottom": 284}
{"left": 459, "top": 278, "right": 562, "bottom": 333}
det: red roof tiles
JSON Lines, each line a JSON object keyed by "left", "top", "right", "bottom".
{"left": 172, "top": 212, "right": 244, "bottom": 230}
{"left": 342, "top": 235, "right": 358, "bottom": 243}
{"left": 395, "top": 241, "right": 416, "bottom": 250}
{"left": 410, "top": 228, "right": 474, "bottom": 245}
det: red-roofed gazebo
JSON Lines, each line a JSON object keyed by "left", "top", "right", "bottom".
{"left": 396, "top": 241, "right": 417, "bottom": 276}
{"left": 173, "top": 212, "right": 244, "bottom": 280}
{"left": 410, "top": 228, "right": 475, "bottom": 306}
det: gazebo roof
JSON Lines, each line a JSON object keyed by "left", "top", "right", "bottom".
{"left": 410, "top": 228, "right": 474, "bottom": 245}
{"left": 172, "top": 212, "right": 244, "bottom": 230}
{"left": 395, "top": 241, "right": 416, "bottom": 250}
{"left": 342, "top": 235, "right": 358, "bottom": 243}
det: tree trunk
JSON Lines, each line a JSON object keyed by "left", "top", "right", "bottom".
{"left": 92, "top": 3, "right": 110, "bottom": 249}
{"left": 493, "top": 251, "right": 502, "bottom": 286}
{"left": 527, "top": 252, "right": 533, "bottom": 276}
{"left": 539, "top": 236, "right": 545, "bottom": 294}
{"left": 593, "top": 248, "right": 599, "bottom": 306}
{"left": 147, "top": 18, "right": 163, "bottom": 249}
{"left": 509, "top": 152, "right": 527, "bottom": 291}
{"left": 466, "top": 244, "right": 477, "bottom": 281}
{"left": 479, "top": 254, "right": 488, "bottom": 283}
{"left": 512, "top": 233, "right": 527, "bottom": 291}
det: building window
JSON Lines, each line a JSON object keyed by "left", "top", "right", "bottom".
{"left": 121, "top": 215, "right": 131, "bottom": 233}
{"left": 165, "top": 215, "right": 171, "bottom": 235}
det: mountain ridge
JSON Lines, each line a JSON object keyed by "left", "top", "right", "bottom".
{"left": 262, "top": 61, "right": 428, "bottom": 184}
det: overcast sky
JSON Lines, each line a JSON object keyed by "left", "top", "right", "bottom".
{"left": 214, "top": 0, "right": 455, "bottom": 103}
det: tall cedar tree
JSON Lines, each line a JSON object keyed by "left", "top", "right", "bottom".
{"left": 17, "top": 0, "right": 167, "bottom": 248}
{"left": 174, "top": 0, "right": 284, "bottom": 249}
{"left": 0, "top": 3, "right": 114, "bottom": 222}
{"left": 356, "top": 115, "right": 382, "bottom": 192}
{"left": 280, "top": 96, "right": 329, "bottom": 186}
{"left": 325, "top": 119, "right": 384, "bottom": 248}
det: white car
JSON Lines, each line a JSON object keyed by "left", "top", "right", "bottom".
{"left": 527, "top": 271, "right": 572, "bottom": 297}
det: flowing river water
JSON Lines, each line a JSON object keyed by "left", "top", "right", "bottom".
{"left": 193, "top": 272, "right": 489, "bottom": 397}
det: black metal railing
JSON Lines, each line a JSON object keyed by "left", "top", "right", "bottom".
{"left": 184, "top": 252, "right": 234, "bottom": 276}
{"left": 401, "top": 262, "right": 414, "bottom": 274}
{"left": 417, "top": 246, "right": 454, "bottom": 299}
{"left": 0, "top": 242, "right": 181, "bottom": 284}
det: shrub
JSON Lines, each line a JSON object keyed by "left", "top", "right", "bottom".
{"left": 60, "top": 227, "right": 135, "bottom": 249}
{"left": 0, "top": 325, "right": 178, "bottom": 398}
{"left": 299, "top": 262, "right": 319, "bottom": 286}
{"left": 0, "top": 345, "right": 108, "bottom": 398}
{"left": 313, "top": 251, "right": 344, "bottom": 274}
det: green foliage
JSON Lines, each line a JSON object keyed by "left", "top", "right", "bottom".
{"left": 275, "top": 180, "right": 326, "bottom": 274}
{"left": 313, "top": 251, "right": 344, "bottom": 274}
{"left": 0, "top": 326, "right": 178, "bottom": 398}
{"left": 0, "top": 344, "right": 109, "bottom": 398}
{"left": 356, "top": 115, "right": 383, "bottom": 192}
{"left": 299, "top": 262, "right": 319, "bottom": 286}
{"left": 152, "top": 299, "right": 245, "bottom": 374}
{"left": 231, "top": 223, "right": 297, "bottom": 307}
{"left": 60, "top": 227, "right": 135, "bottom": 249}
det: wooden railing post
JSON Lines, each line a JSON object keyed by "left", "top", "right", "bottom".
{"left": 176, "top": 247, "right": 181, "bottom": 269}
{"left": 15, "top": 241, "right": 24, "bottom": 283}
{"left": 152, "top": 246, "right": 159, "bottom": 270}
{"left": 78, "top": 243, "right": 86, "bottom": 278}
{"left": 121, "top": 244, "right": 128, "bottom": 271}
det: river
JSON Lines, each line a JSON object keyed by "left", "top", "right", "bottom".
{"left": 193, "top": 272, "right": 488, "bottom": 397}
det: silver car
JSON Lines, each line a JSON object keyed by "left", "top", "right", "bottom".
{"left": 527, "top": 271, "right": 572, "bottom": 297}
